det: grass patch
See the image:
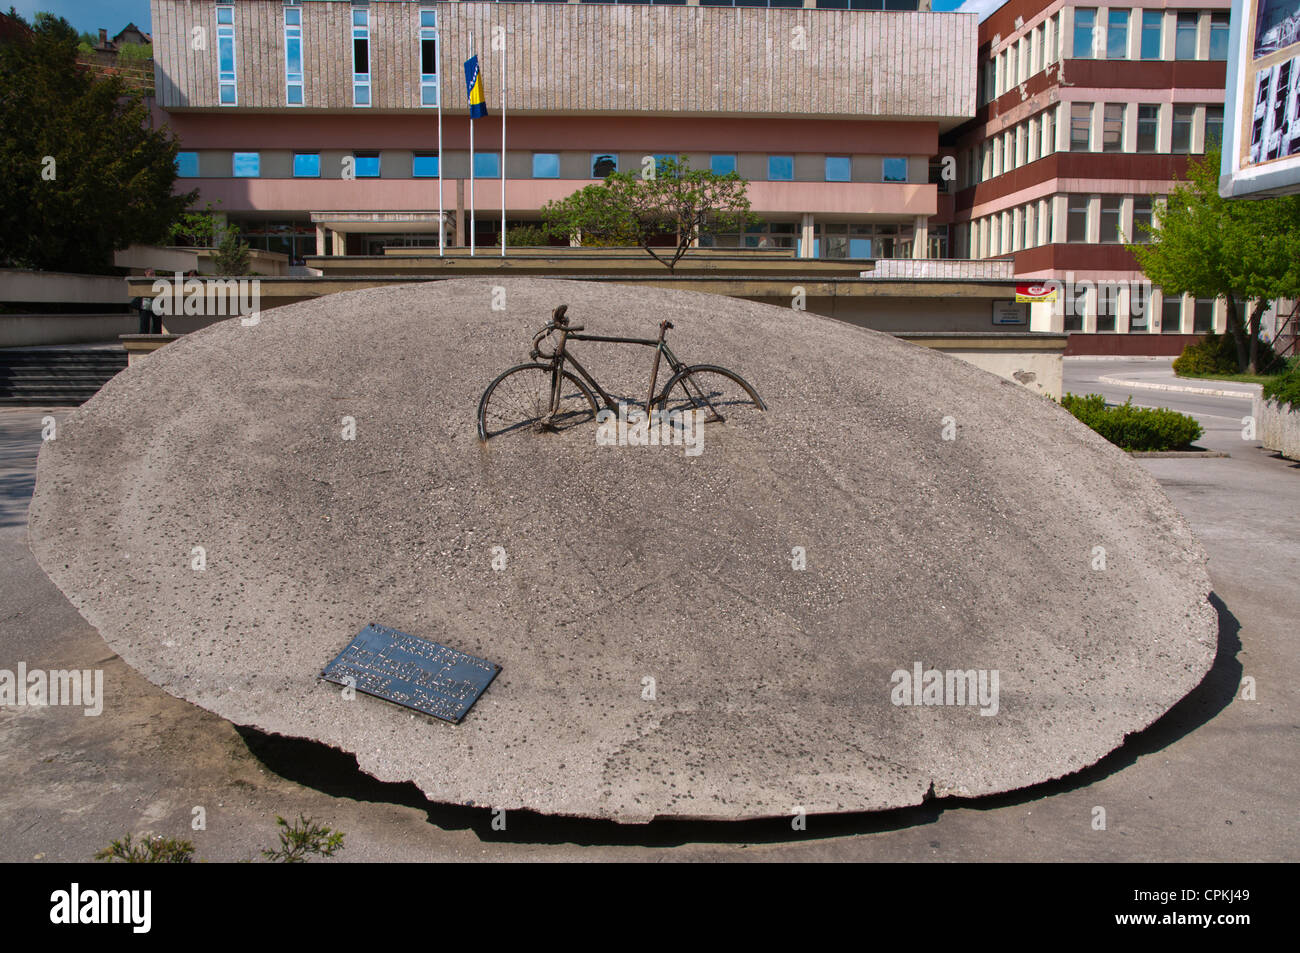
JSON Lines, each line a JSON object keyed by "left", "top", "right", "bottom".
{"left": 1172, "top": 370, "right": 1280, "bottom": 385}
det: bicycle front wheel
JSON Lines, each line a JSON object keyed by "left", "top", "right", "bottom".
{"left": 477, "top": 363, "right": 599, "bottom": 441}
{"left": 655, "top": 364, "right": 766, "bottom": 424}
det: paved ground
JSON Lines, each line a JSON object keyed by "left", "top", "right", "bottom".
{"left": 0, "top": 355, "right": 1295, "bottom": 861}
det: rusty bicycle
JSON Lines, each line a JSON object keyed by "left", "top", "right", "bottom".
{"left": 477, "top": 304, "right": 766, "bottom": 441}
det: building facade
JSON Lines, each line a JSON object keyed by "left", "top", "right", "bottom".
{"left": 938, "top": 0, "right": 1233, "bottom": 335}
{"left": 151, "top": 0, "right": 968, "bottom": 263}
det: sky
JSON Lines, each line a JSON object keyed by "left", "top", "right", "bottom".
{"left": 8, "top": 0, "right": 999, "bottom": 36}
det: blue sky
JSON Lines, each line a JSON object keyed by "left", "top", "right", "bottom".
{"left": 8, "top": 0, "right": 997, "bottom": 35}
{"left": 9, "top": 1, "right": 154, "bottom": 35}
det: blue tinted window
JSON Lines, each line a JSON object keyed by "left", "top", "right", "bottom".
{"left": 849, "top": 238, "right": 872, "bottom": 258}
{"left": 218, "top": 37, "right": 234, "bottom": 73}
{"left": 413, "top": 154, "right": 439, "bottom": 177}
{"left": 354, "top": 153, "right": 380, "bottom": 177}
{"left": 825, "top": 156, "right": 851, "bottom": 181}
{"left": 175, "top": 152, "right": 199, "bottom": 177}
{"left": 768, "top": 155, "right": 793, "bottom": 180}
{"left": 474, "top": 153, "right": 500, "bottom": 178}
{"left": 710, "top": 154, "right": 737, "bottom": 175}
{"left": 532, "top": 153, "right": 559, "bottom": 178}
{"left": 591, "top": 153, "right": 618, "bottom": 177}
{"left": 882, "top": 157, "right": 908, "bottom": 182}
{"left": 293, "top": 153, "right": 320, "bottom": 177}
{"left": 1141, "top": 11, "right": 1162, "bottom": 59}
{"left": 216, "top": 6, "right": 233, "bottom": 25}
{"left": 232, "top": 152, "right": 259, "bottom": 177}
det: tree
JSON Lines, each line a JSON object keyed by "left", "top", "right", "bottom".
{"left": 212, "top": 227, "right": 251, "bottom": 276}
{"left": 0, "top": 12, "right": 195, "bottom": 273}
{"left": 541, "top": 156, "right": 758, "bottom": 270}
{"left": 1129, "top": 147, "right": 1300, "bottom": 373}
{"left": 168, "top": 200, "right": 224, "bottom": 248}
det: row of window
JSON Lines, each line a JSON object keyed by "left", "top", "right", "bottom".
{"left": 981, "top": 8, "right": 1229, "bottom": 105}
{"left": 177, "top": 150, "right": 911, "bottom": 183}
{"left": 963, "top": 192, "right": 1161, "bottom": 258}
{"left": 962, "top": 101, "right": 1223, "bottom": 187}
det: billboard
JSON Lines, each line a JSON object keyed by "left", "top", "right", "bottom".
{"left": 1220, "top": 0, "right": 1300, "bottom": 197}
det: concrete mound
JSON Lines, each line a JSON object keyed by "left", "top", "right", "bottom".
{"left": 28, "top": 277, "right": 1217, "bottom": 822}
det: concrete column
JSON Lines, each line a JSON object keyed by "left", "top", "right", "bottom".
{"left": 331, "top": 229, "right": 344, "bottom": 256}
{"left": 800, "top": 213, "right": 815, "bottom": 259}
{"left": 1191, "top": 104, "right": 1207, "bottom": 153}
{"left": 315, "top": 225, "right": 327, "bottom": 257}
{"left": 1162, "top": 11, "right": 1177, "bottom": 59}
{"left": 1059, "top": 7, "right": 1074, "bottom": 59}
{"left": 1116, "top": 286, "right": 1132, "bottom": 334}
{"left": 913, "top": 215, "right": 929, "bottom": 259}
{"left": 1053, "top": 194, "right": 1069, "bottom": 243}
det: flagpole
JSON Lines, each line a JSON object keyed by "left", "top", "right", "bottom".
{"left": 500, "top": 28, "right": 506, "bottom": 258}
{"left": 436, "top": 25, "right": 444, "bottom": 256}
{"left": 468, "top": 31, "right": 476, "bottom": 257}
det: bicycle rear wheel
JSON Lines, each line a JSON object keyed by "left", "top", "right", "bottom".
{"left": 655, "top": 364, "right": 766, "bottom": 424}
{"left": 477, "top": 363, "right": 599, "bottom": 441}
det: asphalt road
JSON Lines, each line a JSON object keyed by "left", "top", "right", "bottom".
{"left": 0, "top": 359, "right": 1295, "bottom": 862}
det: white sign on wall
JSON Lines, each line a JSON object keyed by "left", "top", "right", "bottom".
{"left": 991, "top": 300, "right": 1029, "bottom": 326}
{"left": 1220, "top": 0, "right": 1300, "bottom": 197}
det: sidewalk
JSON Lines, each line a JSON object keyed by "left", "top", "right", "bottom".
{"left": 1094, "top": 362, "right": 1263, "bottom": 401}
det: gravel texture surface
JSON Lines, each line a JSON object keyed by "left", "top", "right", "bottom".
{"left": 28, "top": 277, "right": 1217, "bottom": 822}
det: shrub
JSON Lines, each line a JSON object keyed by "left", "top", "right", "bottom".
{"left": 95, "top": 833, "right": 195, "bottom": 863}
{"left": 213, "top": 228, "right": 251, "bottom": 275}
{"left": 1172, "top": 331, "right": 1238, "bottom": 376}
{"left": 504, "top": 224, "right": 554, "bottom": 247}
{"left": 1061, "top": 393, "right": 1203, "bottom": 451}
{"left": 1263, "top": 364, "right": 1300, "bottom": 407}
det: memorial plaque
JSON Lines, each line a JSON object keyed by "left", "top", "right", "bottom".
{"left": 321, "top": 624, "right": 500, "bottom": 723}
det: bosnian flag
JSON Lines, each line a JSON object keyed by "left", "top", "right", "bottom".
{"left": 464, "top": 56, "right": 487, "bottom": 118}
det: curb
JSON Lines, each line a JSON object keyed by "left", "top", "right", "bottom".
{"left": 1097, "top": 375, "right": 1259, "bottom": 400}
{"left": 1129, "top": 450, "right": 1231, "bottom": 458}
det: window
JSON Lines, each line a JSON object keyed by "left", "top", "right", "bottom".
{"left": 710, "top": 155, "right": 737, "bottom": 175}
{"left": 1066, "top": 284, "right": 1087, "bottom": 331}
{"left": 591, "top": 153, "right": 618, "bottom": 177}
{"left": 1205, "top": 106, "right": 1224, "bottom": 149}
{"left": 1137, "top": 104, "right": 1159, "bottom": 152}
{"left": 993, "top": 137, "right": 1002, "bottom": 177}
{"left": 1141, "top": 10, "right": 1163, "bottom": 59}
{"left": 1107, "top": 9, "right": 1130, "bottom": 59}
{"left": 353, "top": 152, "right": 380, "bottom": 177}
{"left": 1103, "top": 103, "right": 1125, "bottom": 152}
{"left": 1099, "top": 196, "right": 1122, "bottom": 243}
{"left": 1193, "top": 298, "right": 1215, "bottom": 333}
{"left": 1132, "top": 196, "right": 1154, "bottom": 241}
{"left": 1175, "top": 12, "right": 1198, "bottom": 61}
{"left": 413, "top": 153, "right": 440, "bottom": 177}
{"left": 232, "top": 152, "right": 260, "bottom": 177}
{"left": 1172, "top": 105, "right": 1195, "bottom": 153}
{"left": 474, "top": 153, "right": 500, "bottom": 178}
{"left": 1044, "top": 197, "right": 1054, "bottom": 244}
{"left": 882, "top": 157, "right": 908, "bottom": 182}
{"left": 284, "top": 7, "right": 303, "bottom": 105}
{"left": 1209, "top": 13, "right": 1229, "bottom": 61}
{"left": 293, "top": 153, "right": 320, "bottom": 177}
{"left": 176, "top": 152, "right": 199, "bottom": 177}
{"left": 1071, "top": 103, "right": 1093, "bottom": 151}
{"left": 1131, "top": 282, "right": 1150, "bottom": 330}
{"left": 1073, "top": 8, "right": 1097, "bottom": 58}
{"left": 768, "top": 155, "right": 794, "bottom": 180}
{"left": 825, "top": 156, "right": 851, "bottom": 182}
{"left": 1008, "top": 45, "right": 1018, "bottom": 87}
{"left": 1028, "top": 116, "right": 1040, "bottom": 162}
{"left": 420, "top": 8, "right": 439, "bottom": 107}
{"left": 217, "top": 3, "right": 236, "bottom": 105}
{"left": 1161, "top": 294, "right": 1183, "bottom": 333}
{"left": 1044, "top": 106, "right": 1056, "bottom": 154}
{"left": 353, "top": 7, "right": 371, "bottom": 107}
{"left": 1067, "top": 193, "right": 1089, "bottom": 242}
{"left": 532, "top": 153, "right": 559, "bottom": 178}
{"left": 929, "top": 158, "right": 951, "bottom": 194}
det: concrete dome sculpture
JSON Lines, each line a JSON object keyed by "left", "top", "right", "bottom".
{"left": 28, "top": 277, "right": 1217, "bottom": 822}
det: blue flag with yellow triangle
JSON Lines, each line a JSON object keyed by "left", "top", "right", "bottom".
{"left": 464, "top": 56, "right": 487, "bottom": 119}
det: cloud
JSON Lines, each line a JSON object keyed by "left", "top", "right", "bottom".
{"left": 953, "top": 0, "right": 1005, "bottom": 21}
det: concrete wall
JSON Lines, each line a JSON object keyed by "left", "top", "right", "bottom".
{"left": 152, "top": 1, "right": 975, "bottom": 120}
{"left": 0, "top": 314, "right": 136, "bottom": 347}
{"left": 1255, "top": 395, "right": 1300, "bottom": 462}
{"left": 0, "top": 269, "right": 129, "bottom": 306}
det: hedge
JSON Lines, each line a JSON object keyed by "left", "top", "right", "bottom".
{"left": 1061, "top": 393, "right": 1203, "bottom": 451}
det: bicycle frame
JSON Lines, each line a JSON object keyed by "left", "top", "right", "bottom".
{"left": 545, "top": 327, "right": 686, "bottom": 417}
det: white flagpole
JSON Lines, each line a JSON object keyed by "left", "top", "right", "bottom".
{"left": 500, "top": 28, "right": 506, "bottom": 257}
{"left": 475, "top": 32, "right": 480, "bottom": 256}
{"left": 437, "top": 26, "right": 443, "bottom": 256}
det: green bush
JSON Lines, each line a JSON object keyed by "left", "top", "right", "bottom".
{"left": 1061, "top": 393, "right": 1203, "bottom": 451}
{"left": 504, "top": 224, "right": 554, "bottom": 247}
{"left": 1172, "top": 330, "right": 1239, "bottom": 376}
{"left": 1262, "top": 364, "right": 1300, "bottom": 407}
